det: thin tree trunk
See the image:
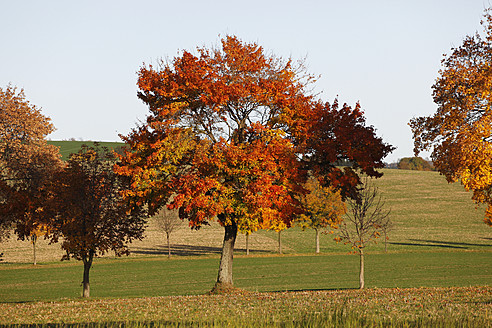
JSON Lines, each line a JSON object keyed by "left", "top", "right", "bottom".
{"left": 278, "top": 230, "right": 282, "bottom": 254}
{"left": 315, "top": 229, "right": 320, "bottom": 254}
{"left": 384, "top": 232, "right": 388, "bottom": 253}
{"left": 167, "top": 232, "right": 171, "bottom": 259}
{"left": 246, "top": 233, "right": 250, "bottom": 256}
{"left": 215, "top": 217, "right": 237, "bottom": 290}
{"left": 32, "top": 235, "right": 37, "bottom": 265}
{"left": 82, "top": 251, "right": 94, "bottom": 298}
{"left": 359, "top": 248, "right": 365, "bottom": 289}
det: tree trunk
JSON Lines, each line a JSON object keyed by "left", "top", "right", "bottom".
{"left": 32, "top": 235, "right": 37, "bottom": 265}
{"left": 246, "top": 233, "right": 250, "bottom": 256}
{"left": 315, "top": 229, "right": 320, "bottom": 254}
{"left": 384, "top": 232, "right": 388, "bottom": 253}
{"left": 215, "top": 218, "right": 237, "bottom": 289}
{"left": 278, "top": 231, "right": 282, "bottom": 254}
{"left": 359, "top": 248, "right": 365, "bottom": 289}
{"left": 82, "top": 251, "right": 94, "bottom": 298}
{"left": 167, "top": 232, "right": 171, "bottom": 259}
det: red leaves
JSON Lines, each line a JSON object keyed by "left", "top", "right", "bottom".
{"left": 119, "top": 35, "right": 392, "bottom": 235}
{"left": 289, "top": 99, "right": 394, "bottom": 198}
{"left": 51, "top": 144, "right": 147, "bottom": 261}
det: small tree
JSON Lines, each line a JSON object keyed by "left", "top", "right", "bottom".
{"left": 336, "top": 178, "right": 391, "bottom": 289}
{"left": 296, "top": 177, "right": 346, "bottom": 253}
{"left": 263, "top": 220, "right": 288, "bottom": 255}
{"left": 49, "top": 144, "right": 147, "bottom": 297}
{"left": 30, "top": 223, "right": 49, "bottom": 265}
{"left": 237, "top": 220, "right": 260, "bottom": 256}
{"left": 154, "top": 207, "right": 182, "bottom": 258}
{"left": 380, "top": 216, "right": 394, "bottom": 253}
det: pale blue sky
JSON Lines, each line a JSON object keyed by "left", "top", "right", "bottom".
{"left": 0, "top": 1, "right": 488, "bottom": 162}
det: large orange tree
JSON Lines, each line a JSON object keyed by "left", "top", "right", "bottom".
{"left": 410, "top": 9, "right": 492, "bottom": 226}
{"left": 116, "top": 36, "right": 393, "bottom": 290}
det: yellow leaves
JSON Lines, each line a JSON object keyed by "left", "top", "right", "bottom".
{"left": 485, "top": 205, "right": 492, "bottom": 226}
{"left": 296, "top": 177, "right": 346, "bottom": 231}
{"left": 410, "top": 9, "right": 492, "bottom": 225}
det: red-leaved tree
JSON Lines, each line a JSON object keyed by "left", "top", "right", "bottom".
{"left": 116, "top": 36, "right": 393, "bottom": 291}
{"left": 49, "top": 144, "right": 147, "bottom": 297}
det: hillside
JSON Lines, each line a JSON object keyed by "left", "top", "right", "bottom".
{"left": 1, "top": 168, "right": 490, "bottom": 264}
{"left": 48, "top": 140, "right": 126, "bottom": 161}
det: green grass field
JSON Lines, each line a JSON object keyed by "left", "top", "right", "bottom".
{"left": 48, "top": 140, "right": 125, "bottom": 160}
{"left": 0, "top": 251, "right": 490, "bottom": 303}
{"left": 0, "top": 164, "right": 491, "bottom": 326}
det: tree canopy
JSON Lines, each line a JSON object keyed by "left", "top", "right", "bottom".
{"left": 410, "top": 9, "right": 492, "bottom": 226}
{"left": 0, "top": 85, "right": 61, "bottom": 241}
{"left": 116, "top": 35, "right": 393, "bottom": 289}
{"left": 296, "top": 177, "right": 346, "bottom": 253}
{"left": 49, "top": 144, "right": 147, "bottom": 297}
{"left": 397, "top": 157, "right": 434, "bottom": 171}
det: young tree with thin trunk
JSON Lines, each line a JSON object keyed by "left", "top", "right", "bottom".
{"left": 335, "top": 178, "right": 391, "bottom": 289}
{"left": 237, "top": 220, "right": 259, "bottom": 256}
{"left": 30, "top": 224, "right": 49, "bottom": 265}
{"left": 49, "top": 144, "right": 147, "bottom": 297}
{"left": 116, "top": 36, "right": 393, "bottom": 292}
{"left": 381, "top": 216, "right": 394, "bottom": 253}
{"left": 154, "top": 207, "right": 181, "bottom": 258}
{"left": 296, "top": 177, "right": 346, "bottom": 253}
{"left": 244, "top": 232, "right": 251, "bottom": 255}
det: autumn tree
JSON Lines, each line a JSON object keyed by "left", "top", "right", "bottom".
{"left": 116, "top": 36, "right": 393, "bottom": 291}
{"left": 410, "top": 9, "right": 492, "bottom": 226}
{"left": 154, "top": 207, "right": 182, "bottom": 258}
{"left": 336, "top": 178, "right": 392, "bottom": 289}
{"left": 296, "top": 177, "right": 346, "bottom": 253}
{"left": 237, "top": 219, "right": 259, "bottom": 256}
{"left": 0, "top": 85, "right": 62, "bottom": 246}
{"left": 49, "top": 144, "right": 147, "bottom": 297}
{"left": 30, "top": 223, "right": 49, "bottom": 265}
{"left": 397, "top": 157, "right": 434, "bottom": 171}
{"left": 264, "top": 220, "right": 288, "bottom": 255}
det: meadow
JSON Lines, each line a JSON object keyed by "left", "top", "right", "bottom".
{"left": 0, "top": 143, "right": 491, "bottom": 326}
{"left": 48, "top": 140, "right": 125, "bottom": 160}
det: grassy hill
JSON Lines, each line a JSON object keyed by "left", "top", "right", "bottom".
{"left": 48, "top": 140, "right": 126, "bottom": 160}
{"left": 1, "top": 168, "right": 490, "bottom": 263}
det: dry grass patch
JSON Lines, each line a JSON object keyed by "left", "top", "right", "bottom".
{"left": 0, "top": 286, "right": 489, "bottom": 326}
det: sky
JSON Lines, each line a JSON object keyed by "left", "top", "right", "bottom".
{"left": 0, "top": 0, "right": 489, "bottom": 163}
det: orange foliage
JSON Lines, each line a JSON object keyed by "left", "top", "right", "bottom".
{"left": 116, "top": 36, "right": 393, "bottom": 285}
{"left": 296, "top": 177, "right": 346, "bottom": 232}
{"left": 117, "top": 36, "right": 391, "bottom": 226}
{"left": 0, "top": 85, "right": 62, "bottom": 240}
{"left": 410, "top": 9, "right": 492, "bottom": 226}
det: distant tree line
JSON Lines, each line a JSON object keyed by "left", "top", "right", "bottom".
{"left": 397, "top": 157, "right": 435, "bottom": 171}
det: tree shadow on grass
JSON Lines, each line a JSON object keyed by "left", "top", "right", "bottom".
{"left": 132, "top": 244, "right": 271, "bottom": 257}
{"left": 389, "top": 239, "right": 492, "bottom": 249}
